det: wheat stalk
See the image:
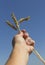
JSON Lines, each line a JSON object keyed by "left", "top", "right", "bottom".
{"left": 6, "top": 13, "right": 45, "bottom": 65}
{"left": 6, "top": 21, "right": 17, "bottom": 30}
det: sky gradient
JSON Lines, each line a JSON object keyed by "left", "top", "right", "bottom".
{"left": 0, "top": 0, "right": 45, "bottom": 65}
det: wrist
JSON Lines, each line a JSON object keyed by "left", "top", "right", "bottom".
{"left": 13, "top": 43, "right": 29, "bottom": 65}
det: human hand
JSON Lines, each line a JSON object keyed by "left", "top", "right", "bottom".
{"left": 12, "top": 29, "right": 35, "bottom": 55}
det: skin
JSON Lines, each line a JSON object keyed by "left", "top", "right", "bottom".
{"left": 5, "top": 29, "right": 35, "bottom": 65}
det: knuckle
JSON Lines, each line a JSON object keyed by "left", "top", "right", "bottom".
{"left": 31, "top": 40, "right": 35, "bottom": 44}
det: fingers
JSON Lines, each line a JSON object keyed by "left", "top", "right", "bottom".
{"left": 26, "top": 37, "right": 35, "bottom": 46}
{"left": 21, "top": 30, "right": 35, "bottom": 54}
{"left": 26, "top": 37, "right": 35, "bottom": 54}
{"left": 27, "top": 46, "right": 34, "bottom": 54}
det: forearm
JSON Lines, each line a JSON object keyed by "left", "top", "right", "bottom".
{"left": 5, "top": 43, "right": 29, "bottom": 65}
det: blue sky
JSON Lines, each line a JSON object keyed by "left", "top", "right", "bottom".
{"left": 0, "top": 0, "right": 45, "bottom": 65}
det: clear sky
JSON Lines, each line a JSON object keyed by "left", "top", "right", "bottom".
{"left": 0, "top": 0, "right": 45, "bottom": 65}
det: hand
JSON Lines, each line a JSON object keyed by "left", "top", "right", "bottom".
{"left": 12, "top": 29, "right": 35, "bottom": 54}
